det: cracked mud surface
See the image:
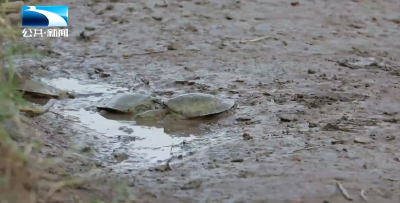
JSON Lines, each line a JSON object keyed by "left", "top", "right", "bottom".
{"left": 21, "top": 0, "right": 400, "bottom": 202}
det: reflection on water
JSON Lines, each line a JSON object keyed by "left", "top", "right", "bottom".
{"left": 99, "top": 110, "right": 213, "bottom": 136}
{"left": 42, "top": 77, "right": 128, "bottom": 94}
{"left": 64, "top": 108, "right": 192, "bottom": 162}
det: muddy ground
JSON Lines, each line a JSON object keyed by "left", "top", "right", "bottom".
{"left": 17, "top": 0, "right": 400, "bottom": 202}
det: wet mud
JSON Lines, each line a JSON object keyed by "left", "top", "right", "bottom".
{"left": 17, "top": 0, "right": 400, "bottom": 202}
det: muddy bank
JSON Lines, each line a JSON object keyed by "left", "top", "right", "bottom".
{"left": 18, "top": 0, "right": 400, "bottom": 202}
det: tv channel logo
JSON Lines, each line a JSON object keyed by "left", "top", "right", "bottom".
{"left": 22, "top": 5, "right": 68, "bottom": 27}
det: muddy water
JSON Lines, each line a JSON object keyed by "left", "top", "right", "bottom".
{"left": 41, "top": 77, "right": 232, "bottom": 171}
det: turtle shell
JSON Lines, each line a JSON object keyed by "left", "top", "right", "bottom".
{"left": 165, "top": 93, "right": 235, "bottom": 118}
{"left": 17, "top": 78, "right": 61, "bottom": 98}
{"left": 96, "top": 93, "right": 154, "bottom": 113}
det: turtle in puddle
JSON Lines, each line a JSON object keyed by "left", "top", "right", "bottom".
{"left": 96, "top": 93, "right": 163, "bottom": 114}
{"left": 134, "top": 93, "right": 237, "bottom": 120}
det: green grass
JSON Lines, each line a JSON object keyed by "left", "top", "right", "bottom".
{"left": 0, "top": 1, "right": 46, "bottom": 202}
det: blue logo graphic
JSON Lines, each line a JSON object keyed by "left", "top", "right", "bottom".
{"left": 22, "top": 5, "right": 68, "bottom": 27}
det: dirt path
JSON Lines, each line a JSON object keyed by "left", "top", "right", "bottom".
{"left": 21, "top": 0, "right": 400, "bottom": 202}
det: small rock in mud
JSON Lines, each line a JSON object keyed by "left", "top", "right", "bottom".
{"left": 119, "top": 126, "right": 134, "bottom": 134}
{"left": 88, "top": 72, "right": 95, "bottom": 79}
{"left": 363, "top": 162, "right": 375, "bottom": 169}
{"left": 118, "top": 135, "right": 140, "bottom": 142}
{"left": 94, "top": 67, "right": 104, "bottom": 73}
{"left": 199, "top": 124, "right": 211, "bottom": 131}
{"left": 80, "top": 146, "right": 92, "bottom": 153}
{"left": 277, "top": 113, "right": 299, "bottom": 122}
{"left": 113, "top": 152, "right": 129, "bottom": 162}
{"left": 263, "top": 92, "right": 271, "bottom": 96}
{"left": 237, "top": 171, "right": 249, "bottom": 178}
{"left": 236, "top": 116, "right": 252, "bottom": 122}
{"left": 181, "top": 180, "right": 202, "bottom": 190}
{"left": 78, "top": 31, "right": 95, "bottom": 41}
{"left": 331, "top": 139, "right": 348, "bottom": 145}
{"left": 152, "top": 15, "right": 163, "bottom": 21}
{"left": 167, "top": 42, "right": 183, "bottom": 50}
{"left": 225, "top": 13, "right": 234, "bottom": 20}
{"left": 383, "top": 111, "right": 398, "bottom": 116}
{"left": 84, "top": 26, "right": 96, "bottom": 31}
{"left": 242, "top": 133, "right": 253, "bottom": 140}
{"left": 56, "top": 126, "right": 64, "bottom": 134}
{"left": 185, "top": 23, "right": 198, "bottom": 32}
{"left": 386, "top": 135, "right": 395, "bottom": 141}
{"left": 308, "top": 69, "right": 316, "bottom": 74}
{"left": 174, "top": 80, "right": 188, "bottom": 85}
{"left": 291, "top": 2, "right": 299, "bottom": 6}
{"left": 155, "top": 163, "right": 171, "bottom": 172}
{"left": 183, "top": 67, "right": 192, "bottom": 71}
{"left": 100, "top": 72, "right": 111, "bottom": 77}
{"left": 94, "top": 160, "right": 103, "bottom": 168}
{"left": 181, "top": 13, "right": 191, "bottom": 17}
{"left": 231, "top": 158, "right": 244, "bottom": 163}
{"left": 109, "top": 15, "right": 119, "bottom": 22}
{"left": 96, "top": 9, "right": 105, "bottom": 15}
{"left": 382, "top": 118, "right": 399, "bottom": 123}
{"left": 235, "top": 78, "right": 244, "bottom": 82}
{"left": 139, "top": 77, "right": 150, "bottom": 85}
{"left": 354, "top": 136, "right": 371, "bottom": 144}
{"left": 155, "top": 2, "right": 168, "bottom": 7}
{"left": 105, "top": 4, "right": 114, "bottom": 10}
{"left": 322, "top": 123, "right": 341, "bottom": 131}
{"left": 308, "top": 122, "right": 318, "bottom": 128}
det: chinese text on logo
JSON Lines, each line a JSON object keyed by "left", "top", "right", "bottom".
{"left": 22, "top": 28, "right": 68, "bottom": 38}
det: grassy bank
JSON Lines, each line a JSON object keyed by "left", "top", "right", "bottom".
{"left": 0, "top": 2, "right": 76, "bottom": 203}
{"left": 0, "top": 1, "right": 42, "bottom": 203}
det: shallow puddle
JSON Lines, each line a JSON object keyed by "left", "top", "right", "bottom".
{"left": 43, "top": 77, "right": 125, "bottom": 95}
{"left": 66, "top": 109, "right": 194, "bottom": 162}
{"left": 39, "top": 77, "right": 219, "bottom": 170}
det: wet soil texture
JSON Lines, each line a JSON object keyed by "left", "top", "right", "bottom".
{"left": 21, "top": 0, "right": 400, "bottom": 202}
